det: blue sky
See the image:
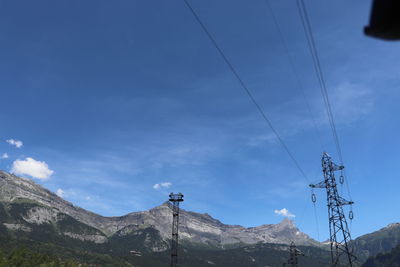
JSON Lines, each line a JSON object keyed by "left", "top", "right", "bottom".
{"left": 0, "top": 0, "right": 399, "bottom": 241}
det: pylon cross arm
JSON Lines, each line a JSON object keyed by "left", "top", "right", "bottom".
{"left": 338, "top": 196, "right": 354, "bottom": 206}
{"left": 330, "top": 163, "right": 344, "bottom": 171}
{"left": 309, "top": 181, "right": 326, "bottom": 188}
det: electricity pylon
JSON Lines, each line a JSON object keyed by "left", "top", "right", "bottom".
{"left": 310, "top": 152, "right": 357, "bottom": 267}
{"left": 284, "top": 241, "right": 304, "bottom": 267}
{"left": 169, "top": 192, "right": 184, "bottom": 267}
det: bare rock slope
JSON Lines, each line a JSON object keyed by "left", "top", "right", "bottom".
{"left": 0, "top": 170, "right": 319, "bottom": 247}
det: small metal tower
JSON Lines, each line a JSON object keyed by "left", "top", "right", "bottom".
{"left": 310, "top": 152, "right": 356, "bottom": 267}
{"left": 169, "top": 192, "right": 184, "bottom": 267}
{"left": 284, "top": 241, "right": 304, "bottom": 267}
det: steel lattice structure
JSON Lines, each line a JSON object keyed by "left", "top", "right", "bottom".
{"left": 310, "top": 152, "right": 356, "bottom": 267}
{"left": 284, "top": 241, "right": 304, "bottom": 267}
{"left": 169, "top": 192, "right": 184, "bottom": 267}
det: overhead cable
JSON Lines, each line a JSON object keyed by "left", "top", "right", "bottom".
{"left": 264, "top": 0, "right": 325, "bottom": 152}
{"left": 296, "top": 0, "right": 352, "bottom": 200}
{"left": 182, "top": 0, "right": 310, "bottom": 183}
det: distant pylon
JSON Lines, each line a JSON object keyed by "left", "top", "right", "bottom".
{"left": 310, "top": 152, "right": 357, "bottom": 267}
{"left": 169, "top": 192, "right": 184, "bottom": 267}
{"left": 284, "top": 241, "right": 304, "bottom": 267}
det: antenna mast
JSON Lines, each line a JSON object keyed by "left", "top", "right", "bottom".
{"left": 169, "top": 192, "right": 184, "bottom": 267}
{"left": 310, "top": 152, "right": 356, "bottom": 266}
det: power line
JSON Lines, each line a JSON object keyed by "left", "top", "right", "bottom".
{"left": 263, "top": 4, "right": 328, "bottom": 238}
{"left": 182, "top": 0, "right": 310, "bottom": 183}
{"left": 311, "top": 189, "right": 320, "bottom": 241}
{"left": 295, "top": 0, "right": 353, "bottom": 200}
{"left": 264, "top": 0, "right": 325, "bottom": 152}
{"left": 296, "top": 0, "right": 341, "bottom": 162}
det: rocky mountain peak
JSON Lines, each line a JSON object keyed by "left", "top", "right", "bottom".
{"left": 278, "top": 218, "right": 296, "bottom": 228}
{"left": 385, "top": 223, "right": 400, "bottom": 229}
{"left": 160, "top": 201, "right": 171, "bottom": 207}
{"left": 0, "top": 170, "right": 320, "bottom": 247}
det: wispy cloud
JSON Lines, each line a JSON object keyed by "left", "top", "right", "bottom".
{"left": 11, "top": 157, "right": 54, "bottom": 180}
{"left": 274, "top": 208, "right": 295, "bottom": 218}
{"left": 247, "top": 133, "right": 277, "bottom": 147}
{"left": 244, "top": 81, "right": 376, "bottom": 148}
{"left": 153, "top": 182, "right": 172, "bottom": 190}
{"left": 328, "top": 82, "right": 374, "bottom": 124}
{"left": 266, "top": 181, "right": 308, "bottom": 200}
{"left": 147, "top": 142, "right": 219, "bottom": 169}
{"left": 55, "top": 188, "right": 76, "bottom": 199}
{"left": 6, "top": 139, "right": 23, "bottom": 148}
{"left": 1, "top": 153, "right": 8, "bottom": 159}
{"left": 56, "top": 188, "right": 65, "bottom": 198}
{"left": 297, "top": 82, "right": 375, "bottom": 129}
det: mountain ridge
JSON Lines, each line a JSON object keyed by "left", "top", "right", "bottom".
{"left": 2, "top": 170, "right": 400, "bottom": 266}
{"left": 0, "top": 170, "right": 318, "bottom": 247}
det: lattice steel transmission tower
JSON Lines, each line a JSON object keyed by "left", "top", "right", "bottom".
{"left": 310, "top": 152, "right": 356, "bottom": 267}
{"left": 169, "top": 192, "right": 184, "bottom": 267}
{"left": 284, "top": 241, "right": 304, "bottom": 267}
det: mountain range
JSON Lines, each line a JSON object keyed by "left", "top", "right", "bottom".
{"left": 0, "top": 170, "right": 398, "bottom": 266}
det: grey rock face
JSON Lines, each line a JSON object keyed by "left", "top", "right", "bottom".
{"left": 4, "top": 223, "right": 32, "bottom": 232}
{"left": 63, "top": 232, "right": 108, "bottom": 244}
{"left": 22, "top": 206, "right": 60, "bottom": 225}
{"left": 0, "top": 171, "right": 319, "bottom": 247}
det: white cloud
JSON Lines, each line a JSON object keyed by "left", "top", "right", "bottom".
{"left": 11, "top": 157, "right": 54, "bottom": 180}
{"left": 56, "top": 188, "right": 65, "bottom": 198}
{"left": 274, "top": 208, "right": 295, "bottom": 218}
{"left": 1, "top": 153, "right": 8, "bottom": 159}
{"left": 6, "top": 139, "right": 23, "bottom": 148}
{"left": 85, "top": 196, "right": 91, "bottom": 200}
{"left": 153, "top": 182, "right": 172, "bottom": 190}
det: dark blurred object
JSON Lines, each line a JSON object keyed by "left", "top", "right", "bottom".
{"left": 365, "top": 0, "right": 400, "bottom": 40}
